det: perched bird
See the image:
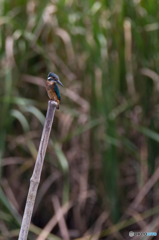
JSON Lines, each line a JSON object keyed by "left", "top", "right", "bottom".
{"left": 45, "top": 72, "right": 64, "bottom": 109}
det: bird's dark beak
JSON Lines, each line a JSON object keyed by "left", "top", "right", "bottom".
{"left": 57, "top": 79, "right": 64, "bottom": 87}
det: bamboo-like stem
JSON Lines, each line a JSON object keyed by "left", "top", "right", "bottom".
{"left": 18, "top": 100, "right": 57, "bottom": 240}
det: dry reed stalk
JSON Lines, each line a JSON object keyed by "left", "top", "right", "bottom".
{"left": 18, "top": 100, "right": 57, "bottom": 240}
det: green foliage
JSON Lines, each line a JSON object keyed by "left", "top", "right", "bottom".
{"left": 1, "top": 0, "right": 159, "bottom": 238}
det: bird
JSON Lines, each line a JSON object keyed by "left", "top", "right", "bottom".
{"left": 45, "top": 72, "right": 64, "bottom": 109}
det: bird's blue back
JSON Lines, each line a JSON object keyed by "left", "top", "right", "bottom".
{"left": 54, "top": 83, "right": 61, "bottom": 101}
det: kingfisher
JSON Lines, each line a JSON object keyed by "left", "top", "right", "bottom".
{"left": 45, "top": 72, "right": 64, "bottom": 109}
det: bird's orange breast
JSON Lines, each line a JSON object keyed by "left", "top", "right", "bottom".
{"left": 45, "top": 81, "right": 60, "bottom": 109}
{"left": 46, "top": 81, "right": 56, "bottom": 99}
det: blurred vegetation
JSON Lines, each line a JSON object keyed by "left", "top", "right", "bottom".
{"left": 1, "top": 0, "right": 159, "bottom": 239}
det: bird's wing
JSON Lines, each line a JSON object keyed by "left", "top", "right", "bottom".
{"left": 54, "top": 83, "right": 61, "bottom": 101}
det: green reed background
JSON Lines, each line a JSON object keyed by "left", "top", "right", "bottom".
{"left": 1, "top": 0, "right": 159, "bottom": 239}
